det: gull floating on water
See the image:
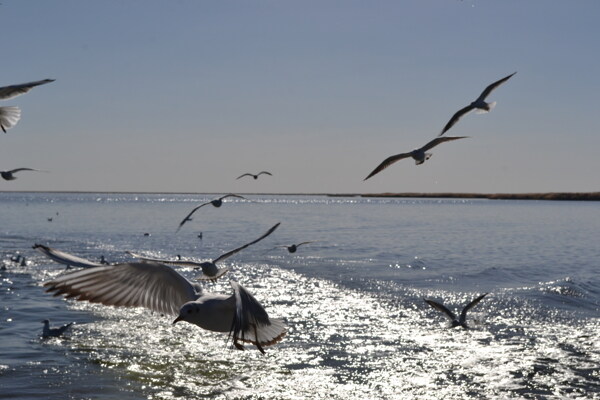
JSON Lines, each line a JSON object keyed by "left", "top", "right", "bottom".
{"left": 439, "top": 72, "right": 516, "bottom": 136}
{"left": 42, "top": 319, "right": 74, "bottom": 338}
{"left": 177, "top": 194, "right": 247, "bottom": 232}
{"left": 129, "top": 222, "right": 280, "bottom": 281}
{"left": 364, "top": 136, "right": 468, "bottom": 180}
{"left": 424, "top": 293, "right": 489, "bottom": 329}
{"left": 1, "top": 168, "right": 45, "bottom": 181}
{"left": 0, "top": 79, "right": 55, "bottom": 133}
{"left": 33, "top": 244, "right": 105, "bottom": 269}
{"left": 43, "top": 262, "right": 286, "bottom": 352}
{"left": 236, "top": 171, "right": 272, "bottom": 180}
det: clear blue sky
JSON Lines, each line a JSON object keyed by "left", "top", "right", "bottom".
{"left": 1, "top": 0, "right": 599, "bottom": 193}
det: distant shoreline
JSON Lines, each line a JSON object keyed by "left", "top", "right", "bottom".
{"left": 358, "top": 192, "right": 600, "bottom": 201}
{"left": 1, "top": 190, "right": 599, "bottom": 201}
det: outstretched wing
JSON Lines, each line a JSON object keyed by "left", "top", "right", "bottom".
{"left": 295, "top": 241, "right": 315, "bottom": 247}
{"left": 459, "top": 293, "right": 488, "bottom": 324}
{"left": 43, "top": 262, "right": 200, "bottom": 316}
{"left": 364, "top": 152, "right": 412, "bottom": 181}
{"left": 176, "top": 202, "right": 209, "bottom": 232}
{"left": 424, "top": 299, "right": 457, "bottom": 321}
{"left": 0, "top": 79, "right": 55, "bottom": 100}
{"left": 236, "top": 173, "right": 253, "bottom": 180}
{"left": 34, "top": 244, "right": 105, "bottom": 269}
{"left": 213, "top": 222, "right": 281, "bottom": 264}
{"left": 421, "top": 136, "right": 469, "bottom": 152}
{"left": 229, "top": 281, "right": 286, "bottom": 353}
{"left": 257, "top": 171, "right": 272, "bottom": 176}
{"left": 477, "top": 72, "right": 516, "bottom": 102}
{"left": 219, "top": 194, "right": 247, "bottom": 201}
{"left": 439, "top": 104, "right": 475, "bottom": 136}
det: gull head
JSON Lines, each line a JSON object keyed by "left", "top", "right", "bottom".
{"left": 173, "top": 302, "right": 200, "bottom": 325}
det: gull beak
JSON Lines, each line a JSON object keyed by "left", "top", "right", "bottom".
{"left": 172, "top": 316, "right": 183, "bottom": 325}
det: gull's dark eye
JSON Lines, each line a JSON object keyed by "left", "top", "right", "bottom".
{"left": 187, "top": 309, "right": 192, "bottom": 314}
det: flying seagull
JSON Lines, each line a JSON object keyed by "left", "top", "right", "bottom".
{"left": 236, "top": 171, "right": 272, "bottom": 180}
{"left": 177, "top": 194, "right": 247, "bottom": 232}
{"left": 0, "top": 79, "right": 55, "bottom": 133}
{"left": 364, "top": 136, "right": 468, "bottom": 180}
{"left": 42, "top": 319, "right": 74, "bottom": 338}
{"left": 276, "top": 241, "right": 316, "bottom": 253}
{"left": 1, "top": 168, "right": 44, "bottom": 181}
{"left": 129, "top": 222, "right": 280, "bottom": 281}
{"left": 33, "top": 244, "right": 105, "bottom": 269}
{"left": 440, "top": 72, "right": 516, "bottom": 136}
{"left": 424, "top": 293, "right": 489, "bottom": 329}
{"left": 43, "top": 263, "right": 286, "bottom": 353}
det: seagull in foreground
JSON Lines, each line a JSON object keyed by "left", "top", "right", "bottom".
{"left": 276, "top": 241, "right": 316, "bottom": 253}
{"left": 177, "top": 194, "right": 247, "bottom": 232}
{"left": 364, "top": 136, "right": 468, "bottom": 180}
{"left": 1, "top": 168, "right": 44, "bottom": 181}
{"left": 42, "top": 319, "right": 74, "bottom": 338}
{"left": 236, "top": 171, "right": 272, "bottom": 180}
{"left": 424, "top": 293, "right": 489, "bottom": 329}
{"left": 128, "top": 222, "right": 280, "bottom": 281}
{"left": 42, "top": 262, "right": 286, "bottom": 353}
{"left": 0, "top": 79, "right": 55, "bottom": 133}
{"left": 33, "top": 244, "right": 105, "bottom": 269}
{"left": 439, "top": 72, "right": 516, "bottom": 136}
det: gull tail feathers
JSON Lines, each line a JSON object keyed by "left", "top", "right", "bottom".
{"left": 229, "top": 281, "right": 287, "bottom": 353}
{"left": 0, "top": 106, "right": 21, "bottom": 132}
{"left": 476, "top": 101, "right": 496, "bottom": 114}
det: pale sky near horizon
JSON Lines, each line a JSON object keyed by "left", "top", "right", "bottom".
{"left": 1, "top": 1, "right": 599, "bottom": 194}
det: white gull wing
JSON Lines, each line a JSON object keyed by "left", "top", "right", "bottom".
{"left": 213, "top": 222, "right": 281, "bottom": 264}
{"left": 229, "top": 281, "right": 286, "bottom": 353}
{"left": 459, "top": 293, "right": 488, "bottom": 324}
{"left": 43, "top": 262, "right": 201, "bottom": 316}
{"left": 34, "top": 244, "right": 104, "bottom": 269}
{"left": 0, "top": 106, "right": 21, "bottom": 132}
{"left": 0, "top": 79, "right": 55, "bottom": 101}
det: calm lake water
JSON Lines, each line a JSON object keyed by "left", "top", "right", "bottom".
{"left": 1, "top": 192, "right": 599, "bottom": 399}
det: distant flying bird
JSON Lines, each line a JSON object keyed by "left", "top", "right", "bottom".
{"left": 0, "top": 79, "right": 55, "bottom": 133}
{"left": 277, "top": 241, "right": 315, "bottom": 253}
{"left": 33, "top": 244, "right": 105, "bottom": 269}
{"left": 129, "top": 222, "right": 280, "bottom": 281}
{"left": 424, "top": 293, "right": 489, "bottom": 329}
{"left": 43, "top": 265, "right": 286, "bottom": 353}
{"left": 440, "top": 72, "right": 516, "bottom": 136}
{"left": 236, "top": 171, "right": 272, "bottom": 180}
{"left": 42, "top": 319, "right": 74, "bottom": 338}
{"left": 176, "top": 194, "right": 247, "bottom": 232}
{"left": 1, "top": 168, "right": 44, "bottom": 181}
{"left": 364, "top": 136, "right": 468, "bottom": 180}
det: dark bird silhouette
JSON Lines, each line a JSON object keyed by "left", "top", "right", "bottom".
{"left": 440, "top": 72, "right": 516, "bottom": 136}
{"left": 236, "top": 171, "right": 272, "bottom": 180}
{"left": 129, "top": 222, "right": 280, "bottom": 281}
{"left": 0, "top": 79, "right": 55, "bottom": 132}
{"left": 424, "top": 293, "right": 489, "bottom": 329}
{"left": 176, "top": 194, "right": 247, "bottom": 232}
{"left": 42, "top": 319, "right": 74, "bottom": 338}
{"left": 1, "top": 168, "right": 44, "bottom": 181}
{"left": 277, "top": 241, "right": 315, "bottom": 253}
{"left": 364, "top": 136, "right": 468, "bottom": 180}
